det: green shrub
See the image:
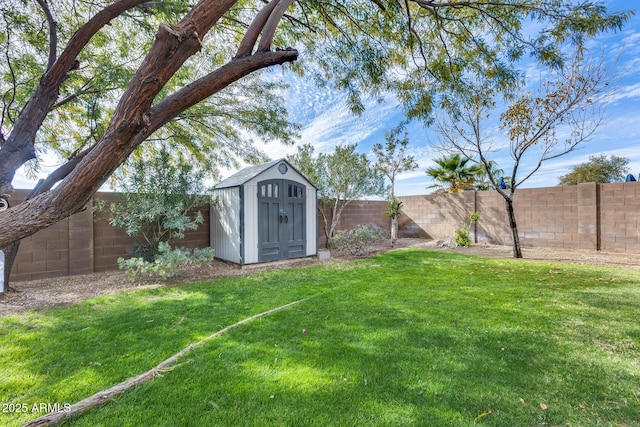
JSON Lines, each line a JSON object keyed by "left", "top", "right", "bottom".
{"left": 385, "top": 198, "right": 402, "bottom": 219}
{"left": 453, "top": 212, "right": 479, "bottom": 247}
{"left": 96, "top": 148, "right": 210, "bottom": 262}
{"left": 118, "top": 242, "right": 215, "bottom": 281}
{"left": 330, "top": 224, "right": 388, "bottom": 256}
{"left": 454, "top": 227, "right": 471, "bottom": 247}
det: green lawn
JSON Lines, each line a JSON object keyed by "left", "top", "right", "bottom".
{"left": 1, "top": 249, "right": 639, "bottom": 426}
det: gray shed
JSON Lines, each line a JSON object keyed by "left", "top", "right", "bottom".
{"left": 210, "top": 159, "right": 317, "bottom": 264}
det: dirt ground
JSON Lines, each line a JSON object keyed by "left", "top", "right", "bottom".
{"left": 2, "top": 238, "right": 639, "bottom": 317}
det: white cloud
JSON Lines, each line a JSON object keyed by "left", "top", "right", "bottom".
{"left": 605, "top": 82, "right": 640, "bottom": 103}
{"left": 296, "top": 96, "right": 399, "bottom": 152}
{"left": 396, "top": 169, "right": 426, "bottom": 182}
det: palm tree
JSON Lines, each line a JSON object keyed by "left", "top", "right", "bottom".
{"left": 474, "top": 160, "right": 505, "bottom": 190}
{"left": 426, "top": 154, "right": 482, "bottom": 193}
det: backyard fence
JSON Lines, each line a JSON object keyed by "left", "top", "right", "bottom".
{"left": 8, "top": 191, "right": 210, "bottom": 282}
{"left": 8, "top": 181, "right": 640, "bottom": 281}
{"left": 332, "top": 182, "right": 638, "bottom": 252}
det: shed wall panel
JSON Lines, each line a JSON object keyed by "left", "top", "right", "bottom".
{"left": 211, "top": 187, "right": 242, "bottom": 264}
{"left": 244, "top": 183, "right": 259, "bottom": 264}
{"left": 306, "top": 188, "right": 317, "bottom": 256}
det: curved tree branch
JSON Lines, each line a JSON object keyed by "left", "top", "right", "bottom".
{"left": 236, "top": 0, "right": 281, "bottom": 58}
{"left": 257, "top": 0, "right": 295, "bottom": 51}
{"left": 0, "top": 48, "right": 298, "bottom": 248}
{"left": 0, "top": 0, "right": 157, "bottom": 197}
{"left": 149, "top": 50, "right": 299, "bottom": 134}
{"left": 34, "top": 0, "right": 57, "bottom": 71}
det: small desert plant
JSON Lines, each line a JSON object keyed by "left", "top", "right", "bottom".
{"left": 454, "top": 212, "right": 479, "bottom": 247}
{"left": 453, "top": 227, "right": 471, "bottom": 247}
{"left": 386, "top": 199, "right": 402, "bottom": 219}
{"left": 118, "top": 242, "right": 215, "bottom": 281}
{"left": 330, "top": 224, "right": 388, "bottom": 256}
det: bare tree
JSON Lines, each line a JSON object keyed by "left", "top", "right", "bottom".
{"left": 373, "top": 128, "right": 417, "bottom": 244}
{"left": 436, "top": 54, "right": 610, "bottom": 258}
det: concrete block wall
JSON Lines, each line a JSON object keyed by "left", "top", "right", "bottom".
{"left": 337, "top": 200, "right": 389, "bottom": 230}
{"left": 7, "top": 180, "right": 640, "bottom": 282}
{"left": 513, "top": 185, "right": 580, "bottom": 249}
{"left": 474, "top": 190, "right": 509, "bottom": 245}
{"left": 398, "top": 193, "right": 471, "bottom": 240}
{"left": 344, "top": 182, "right": 640, "bottom": 253}
{"left": 93, "top": 192, "right": 135, "bottom": 273}
{"left": 577, "top": 182, "right": 599, "bottom": 250}
{"left": 318, "top": 200, "right": 389, "bottom": 247}
{"left": 68, "top": 198, "right": 95, "bottom": 276}
{"left": 599, "top": 182, "right": 640, "bottom": 252}
{"left": 9, "top": 190, "right": 74, "bottom": 281}
{"left": 10, "top": 191, "right": 211, "bottom": 281}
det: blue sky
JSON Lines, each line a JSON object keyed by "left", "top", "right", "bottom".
{"left": 14, "top": 1, "right": 640, "bottom": 197}
{"left": 253, "top": 0, "right": 640, "bottom": 196}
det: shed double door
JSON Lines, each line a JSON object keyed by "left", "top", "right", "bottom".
{"left": 257, "top": 179, "right": 306, "bottom": 262}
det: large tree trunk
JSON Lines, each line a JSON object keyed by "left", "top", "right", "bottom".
{"left": 505, "top": 196, "right": 522, "bottom": 258}
{"left": 0, "top": 52, "right": 297, "bottom": 248}
{"left": 1, "top": 242, "right": 18, "bottom": 292}
{"left": 0, "top": 0, "right": 298, "bottom": 289}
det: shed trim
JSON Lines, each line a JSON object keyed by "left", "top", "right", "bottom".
{"left": 239, "top": 185, "right": 245, "bottom": 264}
{"left": 215, "top": 159, "right": 317, "bottom": 190}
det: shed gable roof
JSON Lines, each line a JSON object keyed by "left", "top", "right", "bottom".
{"left": 214, "top": 159, "right": 316, "bottom": 189}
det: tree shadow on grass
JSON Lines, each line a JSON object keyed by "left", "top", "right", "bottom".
{"left": 3, "top": 250, "right": 639, "bottom": 426}
{"left": 50, "top": 259, "right": 640, "bottom": 426}
{"left": 0, "top": 267, "right": 330, "bottom": 426}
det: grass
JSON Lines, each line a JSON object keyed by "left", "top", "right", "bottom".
{"left": 1, "top": 249, "right": 639, "bottom": 426}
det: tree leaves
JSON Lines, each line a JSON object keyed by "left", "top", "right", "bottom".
{"left": 102, "top": 147, "right": 209, "bottom": 260}
{"left": 1, "top": 0, "right": 299, "bottom": 179}
{"left": 426, "top": 154, "right": 483, "bottom": 193}
{"left": 0, "top": 0, "right": 634, "bottom": 251}
{"left": 372, "top": 128, "right": 417, "bottom": 199}
{"left": 558, "top": 154, "right": 630, "bottom": 185}
{"left": 287, "top": 143, "right": 384, "bottom": 243}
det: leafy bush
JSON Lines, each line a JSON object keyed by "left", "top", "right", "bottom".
{"left": 96, "top": 148, "right": 210, "bottom": 262}
{"left": 453, "top": 212, "right": 479, "bottom": 247}
{"left": 118, "top": 242, "right": 215, "bottom": 281}
{"left": 454, "top": 227, "right": 471, "bottom": 247}
{"left": 330, "top": 224, "right": 388, "bottom": 256}
{"left": 385, "top": 198, "right": 402, "bottom": 219}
